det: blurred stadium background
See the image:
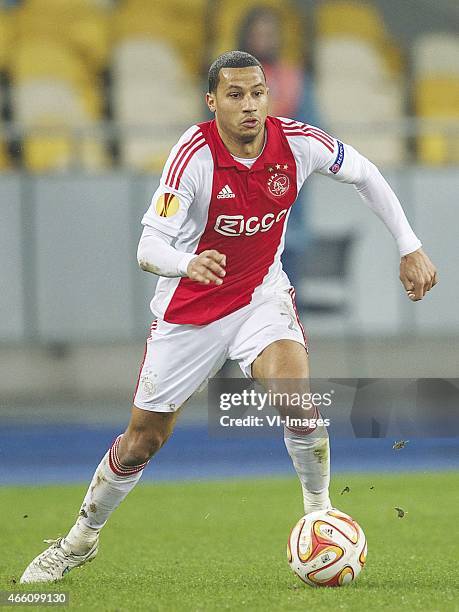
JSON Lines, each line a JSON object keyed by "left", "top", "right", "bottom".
{"left": 0, "top": 0, "right": 458, "bottom": 486}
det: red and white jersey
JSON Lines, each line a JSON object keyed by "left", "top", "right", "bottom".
{"left": 142, "top": 117, "right": 377, "bottom": 325}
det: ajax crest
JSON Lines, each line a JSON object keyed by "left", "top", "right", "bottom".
{"left": 267, "top": 173, "right": 290, "bottom": 197}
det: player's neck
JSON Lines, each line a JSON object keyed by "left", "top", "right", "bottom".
{"left": 216, "top": 123, "right": 266, "bottom": 159}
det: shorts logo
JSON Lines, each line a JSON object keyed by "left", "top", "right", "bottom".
{"left": 155, "top": 192, "right": 180, "bottom": 217}
{"left": 329, "top": 140, "right": 344, "bottom": 174}
{"left": 214, "top": 209, "right": 288, "bottom": 237}
{"left": 267, "top": 173, "right": 290, "bottom": 197}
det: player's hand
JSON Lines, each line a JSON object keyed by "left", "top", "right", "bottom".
{"left": 399, "top": 248, "right": 438, "bottom": 301}
{"left": 187, "top": 250, "right": 226, "bottom": 285}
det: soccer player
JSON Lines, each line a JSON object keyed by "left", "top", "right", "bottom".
{"left": 20, "top": 51, "right": 437, "bottom": 583}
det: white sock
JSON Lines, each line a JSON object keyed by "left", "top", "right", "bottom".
{"left": 284, "top": 424, "right": 331, "bottom": 514}
{"left": 63, "top": 435, "right": 147, "bottom": 554}
{"left": 62, "top": 520, "right": 100, "bottom": 556}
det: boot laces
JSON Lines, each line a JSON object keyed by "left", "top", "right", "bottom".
{"left": 36, "top": 538, "right": 69, "bottom": 573}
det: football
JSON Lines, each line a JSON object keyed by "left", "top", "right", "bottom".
{"left": 287, "top": 508, "right": 367, "bottom": 587}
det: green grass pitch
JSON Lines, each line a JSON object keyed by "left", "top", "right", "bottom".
{"left": 1, "top": 472, "right": 458, "bottom": 611}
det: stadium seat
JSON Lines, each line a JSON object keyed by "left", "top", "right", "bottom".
{"left": 111, "top": 39, "right": 201, "bottom": 119}
{"left": 319, "top": 78, "right": 406, "bottom": 165}
{"left": 79, "top": 130, "right": 109, "bottom": 171}
{"left": 13, "top": 81, "right": 86, "bottom": 125}
{"left": 315, "top": 1, "right": 403, "bottom": 78}
{"left": 13, "top": 80, "right": 107, "bottom": 171}
{"left": 111, "top": 36, "right": 202, "bottom": 170}
{"left": 334, "top": 129, "right": 406, "bottom": 166}
{"left": 23, "top": 129, "right": 107, "bottom": 173}
{"left": 9, "top": 41, "right": 91, "bottom": 89}
{"left": 111, "top": 39, "right": 185, "bottom": 84}
{"left": 383, "top": 39, "right": 404, "bottom": 77}
{"left": 315, "top": 32, "right": 406, "bottom": 166}
{"left": 314, "top": 2, "right": 405, "bottom": 165}
{"left": 70, "top": 13, "right": 110, "bottom": 72}
{"left": 413, "top": 35, "right": 459, "bottom": 163}
{"left": 0, "top": 13, "right": 11, "bottom": 170}
{"left": 18, "top": 0, "right": 103, "bottom": 11}
{"left": 114, "top": 82, "right": 200, "bottom": 125}
{"left": 209, "top": 0, "right": 304, "bottom": 65}
{"left": 8, "top": 3, "right": 110, "bottom": 172}
{"left": 417, "top": 135, "right": 447, "bottom": 166}
{"left": 121, "top": 134, "right": 181, "bottom": 172}
{"left": 413, "top": 33, "right": 459, "bottom": 78}
{"left": 0, "top": 137, "right": 10, "bottom": 171}
{"left": 316, "top": 80, "right": 403, "bottom": 122}
{"left": 153, "top": 0, "right": 207, "bottom": 73}
{"left": 315, "top": 38, "right": 389, "bottom": 83}
{"left": 80, "top": 85, "right": 103, "bottom": 121}
{"left": 0, "top": 10, "right": 12, "bottom": 72}
{"left": 24, "top": 130, "right": 74, "bottom": 173}
{"left": 111, "top": 1, "right": 166, "bottom": 40}
{"left": 13, "top": 1, "right": 110, "bottom": 74}
{"left": 111, "top": 0, "right": 206, "bottom": 75}
{"left": 415, "top": 77, "right": 459, "bottom": 164}
{"left": 415, "top": 78, "right": 459, "bottom": 118}
{"left": 315, "top": 1, "right": 386, "bottom": 44}
{"left": 115, "top": 96, "right": 201, "bottom": 170}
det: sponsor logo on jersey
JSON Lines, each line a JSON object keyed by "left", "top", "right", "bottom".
{"left": 267, "top": 173, "right": 290, "bottom": 197}
{"left": 329, "top": 140, "right": 344, "bottom": 174}
{"left": 216, "top": 184, "right": 236, "bottom": 199}
{"left": 214, "top": 209, "right": 288, "bottom": 236}
{"left": 155, "top": 192, "right": 180, "bottom": 218}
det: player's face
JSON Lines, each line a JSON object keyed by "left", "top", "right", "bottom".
{"left": 206, "top": 66, "right": 269, "bottom": 144}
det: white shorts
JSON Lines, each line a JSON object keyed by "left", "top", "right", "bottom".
{"left": 133, "top": 287, "right": 307, "bottom": 412}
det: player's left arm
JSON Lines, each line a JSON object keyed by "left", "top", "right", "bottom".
{"left": 399, "top": 248, "right": 437, "bottom": 302}
{"left": 311, "top": 136, "right": 438, "bottom": 301}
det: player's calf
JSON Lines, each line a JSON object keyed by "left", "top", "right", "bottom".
{"left": 20, "top": 407, "right": 179, "bottom": 583}
{"left": 284, "top": 425, "right": 331, "bottom": 514}
{"left": 117, "top": 405, "right": 179, "bottom": 464}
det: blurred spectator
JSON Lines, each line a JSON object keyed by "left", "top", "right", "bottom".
{"left": 238, "top": 6, "right": 311, "bottom": 121}
{"left": 238, "top": 5, "right": 318, "bottom": 285}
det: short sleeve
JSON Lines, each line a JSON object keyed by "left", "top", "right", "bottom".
{"left": 141, "top": 126, "right": 205, "bottom": 238}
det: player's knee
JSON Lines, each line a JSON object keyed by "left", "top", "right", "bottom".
{"left": 138, "top": 429, "right": 169, "bottom": 460}
{"left": 143, "top": 428, "right": 171, "bottom": 457}
{"left": 119, "top": 428, "right": 170, "bottom": 464}
{"left": 253, "top": 340, "right": 308, "bottom": 380}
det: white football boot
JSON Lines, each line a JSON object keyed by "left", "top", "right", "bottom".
{"left": 20, "top": 537, "right": 98, "bottom": 583}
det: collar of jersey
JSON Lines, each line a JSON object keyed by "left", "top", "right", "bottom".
{"left": 211, "top": 118, "right": 274, "bottom": 171}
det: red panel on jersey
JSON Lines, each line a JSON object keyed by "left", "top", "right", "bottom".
{"left": 164, "top": 117, "right": 298, "bottom": 325}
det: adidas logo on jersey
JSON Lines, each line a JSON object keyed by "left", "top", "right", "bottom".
{"left": 217, "top": 184, "right": 236, "bottom": 199}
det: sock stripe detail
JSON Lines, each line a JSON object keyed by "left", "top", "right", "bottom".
{"left": 108, "top": 435, "right": 147, "bottom": 477}
{"left": 285, "top": 405, "right": 320, "bottom": 436}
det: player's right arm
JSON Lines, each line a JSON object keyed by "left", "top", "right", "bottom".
{"left": 137, "top": 126, "right": 226, "bottom": 285}
{"left": 137, "top": 227, "right": 226, "bottom": 285}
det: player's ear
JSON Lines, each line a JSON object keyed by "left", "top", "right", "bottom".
{"left": 206, "top": 92, "right": 216, "bottom": 113}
